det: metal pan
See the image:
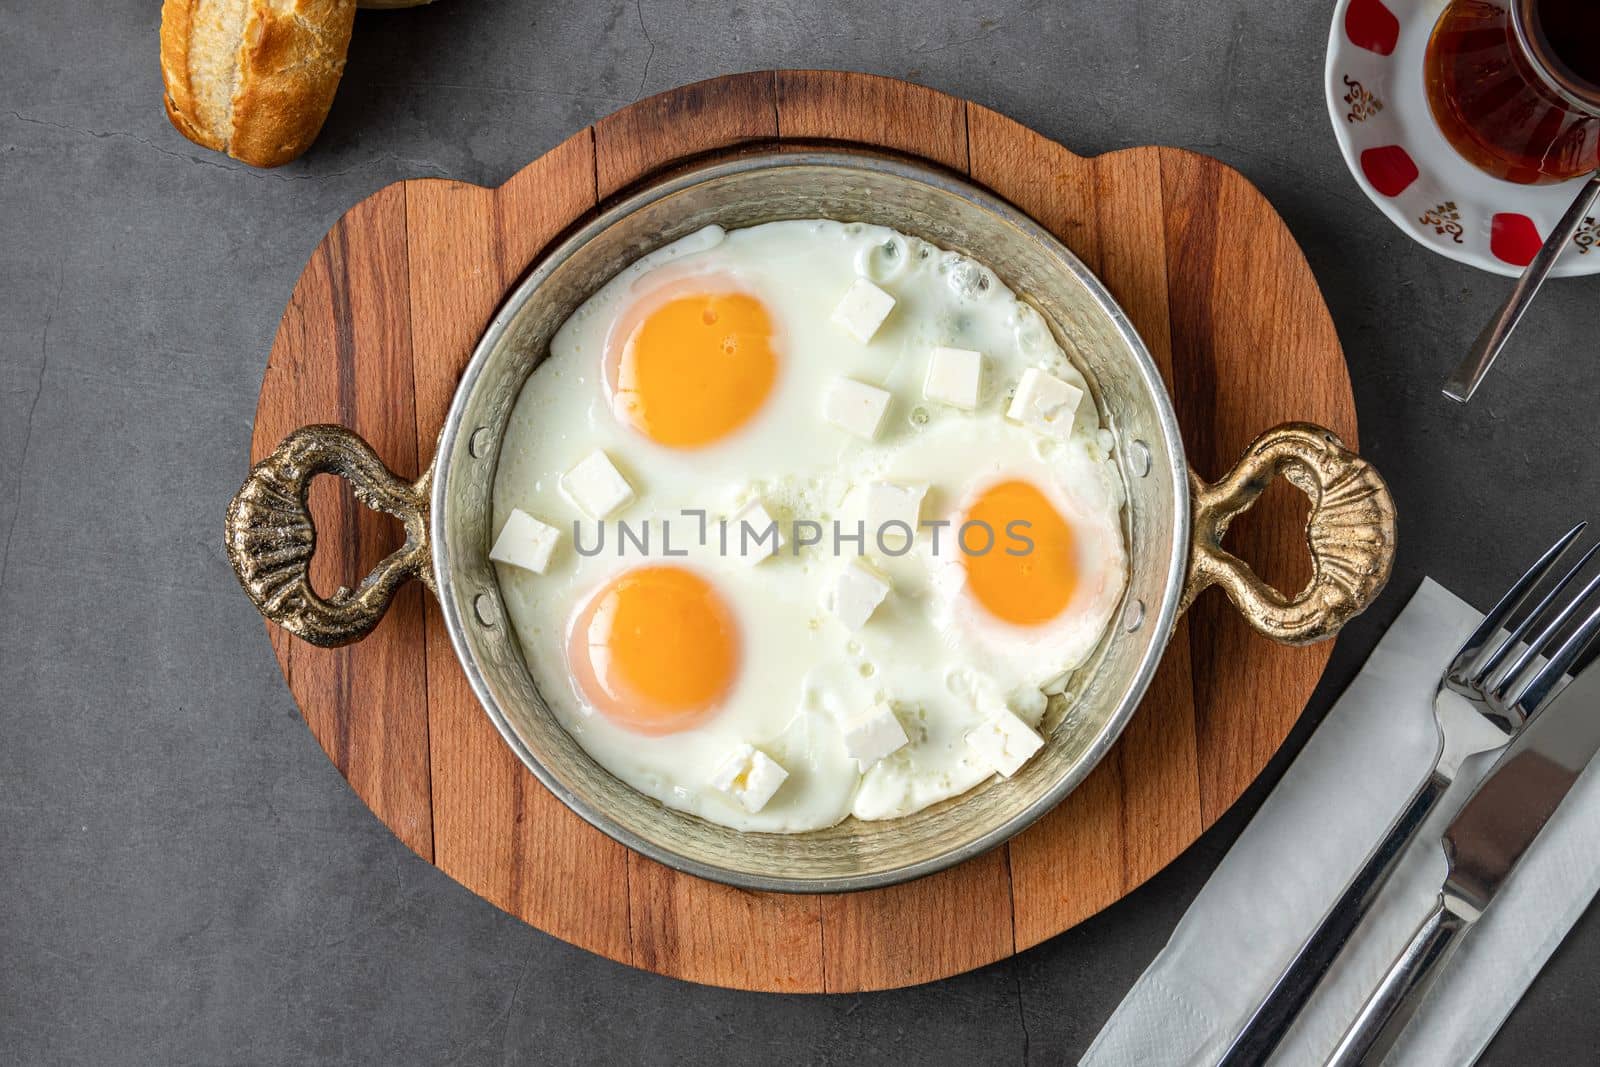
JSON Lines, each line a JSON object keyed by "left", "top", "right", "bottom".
{"left": 226, "top": 149, "right": 1395, "bottom": 892}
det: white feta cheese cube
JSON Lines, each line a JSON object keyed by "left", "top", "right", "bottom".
{"left": 1006, "top": 368, "right": 1084, "bottom": 439}
{"left": 865, "top": 481, "right": 925, "bottom": 550}
{"left": 923, "top": 346, "right": 983, "bottom": 409}
{"left": 828, "top": 559, "right": 892, "bottom": 630}
{"left": 560, "top": 450, "right": 635, "bottom": 519}
{"left": 823, "top": 377, "right": 892, "bottom": 440}
{"left": 830, "top": 278, "right": 896, "bottom": 343}
{"left": 842, "top": 703, "right": 910, "bottom": 770}
{"left": 710, "top": 743, "right": 789, "bottom": 813}
{"left": 731, "top": 498, "right": 783, "bottom": 565}
{"left": 738, "top": 751, "right": 789, "bottom": 812}
{"left": 965, "top": 708, "right": 1046, "bottom": 778}
{"left": 489, "top": 508, "right": 561, "bottom": 575}
{"left": 709, "top": 744, "right": 752, "bottom": 793}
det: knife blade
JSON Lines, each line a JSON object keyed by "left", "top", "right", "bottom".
{"left": 1327, "top": 662, "right": 1600, "bottom": 1065}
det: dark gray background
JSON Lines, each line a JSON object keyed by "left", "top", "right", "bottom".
{"left": 3, "top": 1, "right": 1597, "bottom": 1063}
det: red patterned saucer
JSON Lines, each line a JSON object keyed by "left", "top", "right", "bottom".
{"left": 1326, "top": 0, "right": 1600, "bottom": 277}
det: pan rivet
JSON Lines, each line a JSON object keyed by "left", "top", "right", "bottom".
{"left": 1123, "top": 598, "right": 1145, "bottom": 632}
{"left": 469, "top": 426, "right": 493, "bottom": 459}
{"left": 473, "top": 593, "right": 497, "bottom": 628}
{"left": 1129, "top": 440, "right": 1152, "bottom": 477}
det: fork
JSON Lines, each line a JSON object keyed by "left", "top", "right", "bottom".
{"left": 1217, "top": 522, "right": 1598, "bottom": 1066}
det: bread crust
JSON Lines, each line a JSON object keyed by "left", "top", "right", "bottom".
{"left": 160, "top": 0, "right": 357, "bottom": 168}
{"left": 159, "top": 1, "right": 223, "bottom": 152}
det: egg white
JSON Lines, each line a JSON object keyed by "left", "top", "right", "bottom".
{"left": 492, "top": 220, "right": 1128, "bottom": 832}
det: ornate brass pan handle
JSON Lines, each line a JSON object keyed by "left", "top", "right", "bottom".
{"left": 1181, "top": 423, "right": 1396, "bottom": 646}
{"left": 224, "top": 425, "right": 434, "bottom": 648}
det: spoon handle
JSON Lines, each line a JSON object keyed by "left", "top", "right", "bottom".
{"left": 1443, "top": 173, "right": 1600, "bottom": 404}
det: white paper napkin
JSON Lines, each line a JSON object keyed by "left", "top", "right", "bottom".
{"left": 1083, "top": 578, "right": 1600, "bottom": 1066}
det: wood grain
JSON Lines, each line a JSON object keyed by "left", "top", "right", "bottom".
{"left": 251, "top": 184, "right": 433, "bottom": 859}
{"left": 404, "top": 130, "right": 634, "bottom": 962}
{"left": 629, "top": 857, "right": 823, "bottom": 992}
{"left": 594, "top": 70, "right": 777, "bottom": 199}
{"left": 1157, "top": 150, "right": 1355, "bottom": 824}
{"left": 820, "top": 853, "right": 1016, "bottom": 993}
{"left": 776, "top": 70, "right": 968, "bottom": 172}
{"left": 965, "top": 108, "right": 1217, "bottom": 941}
{"left": 247, "top": 72, "right": 1356, "bottom": 991}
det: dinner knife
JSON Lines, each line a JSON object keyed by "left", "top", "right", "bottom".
{"left": 1326, "top": 665, "right": 1600, "bottom": 1066}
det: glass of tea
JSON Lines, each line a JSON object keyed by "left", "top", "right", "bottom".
{"left": 1425, "top": 0, "right": 1600, "bottom": 185}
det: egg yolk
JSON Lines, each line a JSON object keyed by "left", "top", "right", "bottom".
{"left": 962, "top": 480, "right": 1078, "bottom": 626}
{"left": 606, "top": 286, "right": 778, "bottom": 448}
{"left": 566, "top": 565, "right": 740, "bottom": 734}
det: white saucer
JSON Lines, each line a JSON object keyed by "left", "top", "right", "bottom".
{"left": 1325, "top": 0, "right": 1600, "bottom": 277}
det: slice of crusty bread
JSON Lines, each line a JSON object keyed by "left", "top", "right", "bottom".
{"left": 160, "top": 0, "right": 357, "bottom": 168}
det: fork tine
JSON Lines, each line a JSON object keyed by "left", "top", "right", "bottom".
{"left": 1509, "top": 596, "right": 1600, "bottom": 719}
{"left": 1473, "top": 541, "right": 1600, "bottom": 686}
{"left": 1493, "top": 567, "right": 1600, "bottom": 711}
{"left": 1451, "top": 522, "right": 1587, "bottom": 679}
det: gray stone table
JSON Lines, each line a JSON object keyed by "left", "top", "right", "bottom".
{"left": 3, "top": 1, "right": 1598, "bottom": 1062}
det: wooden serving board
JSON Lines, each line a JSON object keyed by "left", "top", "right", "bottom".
{"left": 250, "top": 71, "right": 1356, "bottom": 992}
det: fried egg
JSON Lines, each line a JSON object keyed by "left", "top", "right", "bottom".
{"left": 492, "top": 220, "right": 1127, "bottom": 832}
